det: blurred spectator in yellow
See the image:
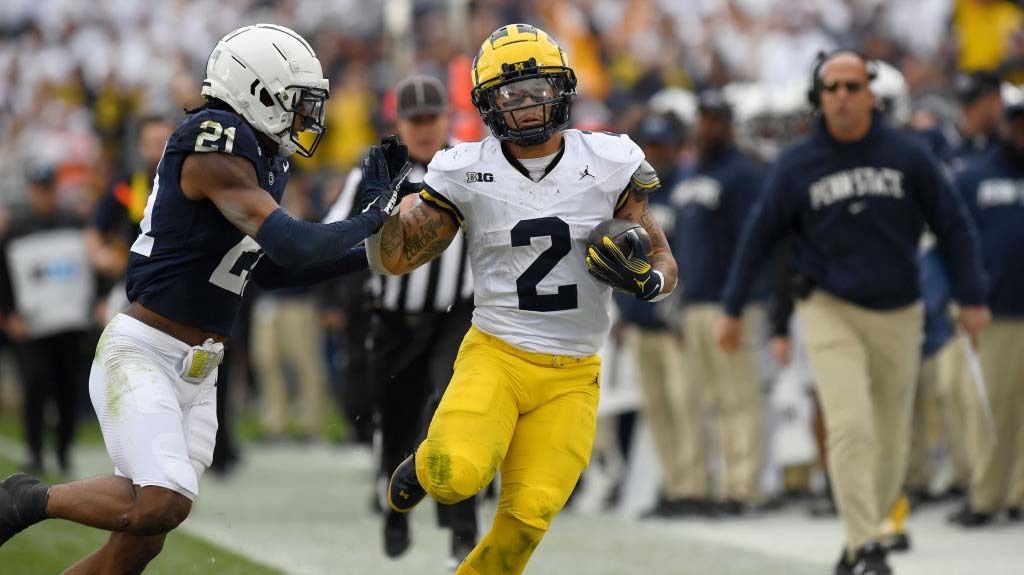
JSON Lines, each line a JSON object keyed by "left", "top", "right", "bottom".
{"left": 305, "top": 63, "right": 378, "bottom": 172}
{"left": 953, "top": 0, "right": 1024, "bottom": 72}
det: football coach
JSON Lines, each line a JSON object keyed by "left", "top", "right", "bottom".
{"left": 714, "top": 50, "right": 990, "bottom": 575}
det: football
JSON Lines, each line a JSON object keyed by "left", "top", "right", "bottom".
{"left": 586, "top": 218, "right": 652, "bottom": 260}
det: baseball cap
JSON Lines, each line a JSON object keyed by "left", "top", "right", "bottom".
{"left": 635, "top": 112, "right": 685, "bottom": 147}
{"left": 954, "top": 71, "right": 1001, "bottom": 105}
{"left": 394, "top": 74, "right": 448, "bottom": 119}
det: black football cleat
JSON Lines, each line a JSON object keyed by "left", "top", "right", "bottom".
{"left": 387, "top": 454, "right": 427, "bottom": 513}
{"left": 1, "top": 473, "right": 50, "bottom": 546}
{"left": 880, "top": 531, "right": 911, "bottom": 552}
{"left": 382, "top": 510, "right": 411, "bottom": 558}
{"left": 947, "top": 504, "right": 994, "bottom": 528}
{"left": 835, "top": 543, "right": 892, "bottom": 575}
{"left": 1007, "top": 507, "right": 1021, "bottom": 522}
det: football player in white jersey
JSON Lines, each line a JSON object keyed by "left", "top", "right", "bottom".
{"left": 366, "top": 24, "right": 678, "bottom": 574}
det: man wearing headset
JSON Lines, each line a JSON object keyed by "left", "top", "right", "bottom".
{"left": 715, "top": 51, "right": 990, "bottom": 575}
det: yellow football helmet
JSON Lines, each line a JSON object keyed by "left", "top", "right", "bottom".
{"left": 471, "top": 24, "right": 577, "bottom": 146}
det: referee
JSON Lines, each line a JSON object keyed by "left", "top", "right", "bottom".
{"left": 323, "top": 74, "right": 477, "bottom": 569}
{"left": 716, "top": 51, "right": 989, "bottom": 575}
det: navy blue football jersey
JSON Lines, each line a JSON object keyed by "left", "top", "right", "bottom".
{"left": 126, "top": 107, "right": 288, "bottom": 336}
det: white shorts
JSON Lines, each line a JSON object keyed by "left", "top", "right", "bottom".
{"left": 89, "top": 314, "right": 219, "bottom": 501}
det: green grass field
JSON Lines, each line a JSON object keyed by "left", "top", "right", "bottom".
{"left": 0, "top": 392, "right": 352, "bottom": 574}
{"left": 0, "top": 454, "right": 282, "bottom": 574}
{"left": 0, "top": 415, "right": 282, "bottom": 572}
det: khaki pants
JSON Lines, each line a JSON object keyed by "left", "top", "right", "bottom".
{"left": 680, "top": 304, "right": 763, "bottom": 502}
{"left": 1010, "top": 431, "right": 1024, "bottom": 508}
{"left": 628, "top": 328, "right": 697, "bottom": 499}
{"left": 935, "top": 335, "right": 974, "bottom": 489}
{"left": 797, "top": 291, "right": 922, "bottom": 554}
{"left": 968, "top": 319, "right": 1024, "bottom": 512}
{"left": 253, "top": 297, "right": 329, "bottom": 437}
{"left": 905, "top": 354, "right": 941, "bottom": 491}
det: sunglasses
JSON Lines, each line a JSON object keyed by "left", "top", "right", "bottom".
{"left": 822, "top": 80, "right": 865, "bottom": 94}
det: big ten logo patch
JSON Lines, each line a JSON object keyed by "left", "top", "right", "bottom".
{"left": 466, "top": 172, "right": 494, "bottom": 183}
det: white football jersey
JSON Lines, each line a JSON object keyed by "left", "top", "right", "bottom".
{"left": 421, "top": 129, "right": 645, "bottom": 356}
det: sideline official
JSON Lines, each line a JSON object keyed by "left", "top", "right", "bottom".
{"left": 322, "top": 74, "right": 477, "bottom": 570}
{"left": 716, "top": 51, "right": 989, "bottom": 575}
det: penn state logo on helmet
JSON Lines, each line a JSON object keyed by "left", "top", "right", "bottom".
{"left": 202, "top": 24, "right": 329, "bottom": 158}
{"left": 471, "top": 24, "right": 577, "bottom": 146}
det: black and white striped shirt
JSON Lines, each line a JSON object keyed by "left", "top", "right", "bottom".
{"left": 324, "top": 162, "right": 473, "bottom": 314}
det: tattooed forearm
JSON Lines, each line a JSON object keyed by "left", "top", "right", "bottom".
{"left": 639, "top": 208, "right": 677, "bottom": 287}
{"left": 616, "top": 190, "right": 678, "bottom": 292}
{"left": 639, "top": 210, "right": 668, "bottom": 251}
{"left": 379, "top": 215, "right": 402, "bottom": 260}
{"left": 401, "top": 215, "right": 446, "bottom": 263}
{"left": 378, "top": 197, "right": 458, "bottom": 274}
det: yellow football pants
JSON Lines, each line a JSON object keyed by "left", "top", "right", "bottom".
{"left": 415, "top": 326, "right": 601, "bottom": 575}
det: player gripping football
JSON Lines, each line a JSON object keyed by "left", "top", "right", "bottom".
{"left": 364, "top": 23, "right": 678, "bottom": 575}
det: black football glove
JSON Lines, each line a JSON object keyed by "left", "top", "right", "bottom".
{"left": 360, "top": 138, "right": 412, "bottom": 230}
{"left": 381, "top": 134, "right": 409, "bottom": 183}
{"left": 585, "top": 234, "right": 663, "bottom": 301}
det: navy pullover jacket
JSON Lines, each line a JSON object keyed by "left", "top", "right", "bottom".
{"left": 722, "top": 113, "right": 987, "bottom": 316}
{"left": 955, "top": 148, "right": 1024, "bottom": 317}
{"left": 671, "top": 145, "right": 765, "bottom": 304}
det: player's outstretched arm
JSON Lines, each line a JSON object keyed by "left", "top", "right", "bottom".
{"left": 182, "top": 150, "right": 393, "bottom": 272}
{"left": 366, "top": 194, "right": 459, "bottom": 275}
{"left": 613, "top": 188, "right": 679, "bottom": 297}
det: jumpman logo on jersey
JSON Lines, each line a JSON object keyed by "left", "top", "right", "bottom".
{"left": 579, "top": 165, "right": 595, "bottom": 181}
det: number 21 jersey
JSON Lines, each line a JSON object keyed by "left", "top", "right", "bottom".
{"left": 126, "top": 107, "right": 288, "bottom": 336}
{"left": 420, "top": 130, "right": 645, "bottom": 356}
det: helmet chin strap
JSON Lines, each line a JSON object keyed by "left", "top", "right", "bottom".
{"left": 276, "top": 131, "right": 298, "bottom": 157}
{"left": 510, "top": 132, "right": 552, "bottom": 147}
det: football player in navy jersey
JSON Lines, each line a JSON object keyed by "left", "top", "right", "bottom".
{"left": 0, "top": 24, "right": 409, "bottom": 573}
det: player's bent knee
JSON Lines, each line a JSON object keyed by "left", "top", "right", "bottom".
{"left": 419, "top": 448, "right": 489, "bottom": 505}
{"left": 122, "top": 487, "right": 192, "bottom": 536}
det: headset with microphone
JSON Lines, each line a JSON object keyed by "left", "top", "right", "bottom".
{"left": 806, "top": 49, "right": 879, "bottom": 109}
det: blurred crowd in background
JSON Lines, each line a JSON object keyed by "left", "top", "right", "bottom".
{"left": 0, "top": 0, "right": 1022, "bottom": 527}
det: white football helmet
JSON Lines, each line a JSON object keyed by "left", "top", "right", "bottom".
{"left": 202, "top": 24, "right": 329, "bottom": 157}
{"left": 871, "top": 61, "right": 910, "bottom": 127}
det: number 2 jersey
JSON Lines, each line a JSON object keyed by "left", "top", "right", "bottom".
{"left": 126, "top": 107, "right": 288, "bottom": 336}
{"left": 419, "top": 130, "right": 645, "bottom": 356}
